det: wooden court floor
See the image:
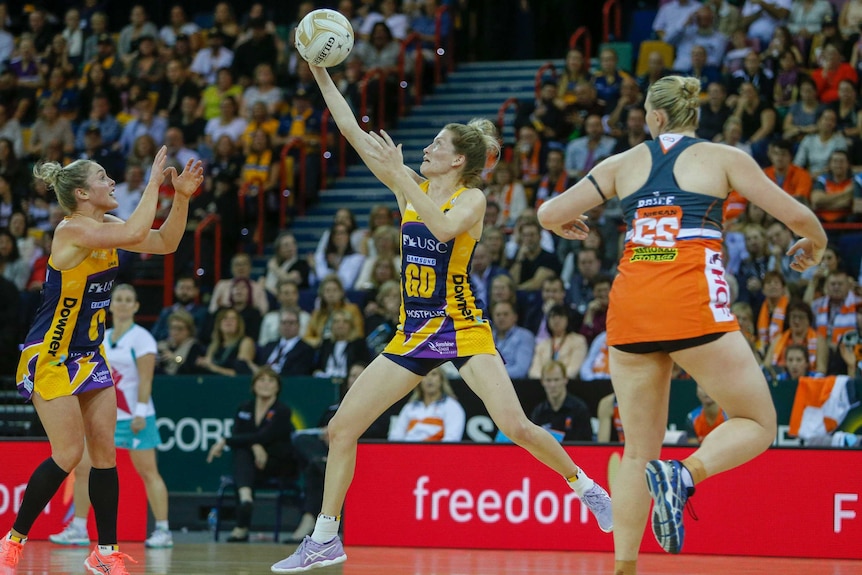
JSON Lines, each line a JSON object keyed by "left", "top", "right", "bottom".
{"left": 9, "top": 541, "right": 862, "bottom": 575}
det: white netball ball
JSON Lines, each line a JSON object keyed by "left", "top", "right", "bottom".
{"left": 295, "top": 9, "right": 354, "bottom": 68}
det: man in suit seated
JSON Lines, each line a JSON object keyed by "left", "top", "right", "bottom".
{"left": 256, "top": 308, "right": 316, "bottom": 376}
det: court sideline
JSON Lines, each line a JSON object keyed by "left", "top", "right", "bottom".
{"left": 10, "top": 541, "right": 862, "bottom": 574}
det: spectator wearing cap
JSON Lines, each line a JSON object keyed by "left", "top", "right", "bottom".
{"left": 77, "top": 123, "right": 125, "bottom": 178}
{"left": 75, "top": 94, "right": 121, "bottom": 152}
{"left": 515, "top": 79, "right": 566, "bottom": 142}
{"left": 118, "top": 95, "right": 168, "bottom": 155}
{"left": 740, "top": 0, "right": 792, "bottom": 48}
{"left": 118, "top": 5, "right": 159, "bottom": 62}
{"left": 231, "top": 16, "right": 278, "bottom": 88}
{"left": 82, "top": 32, "right": 125, "bottom": 81}
{"left": 285, "top": 62, "right": 323, "bottom": 109}
{"left": 665, "top": 5, "right": 728, "bottom": 72}
{"left": 160, "top": 4, "right": 200, "bottom": 48}
{"left": 171, "top": 33, "right": 195, "bottom": 69}
{"left": 190, "top": 28, "right": 234, "bottom": 86}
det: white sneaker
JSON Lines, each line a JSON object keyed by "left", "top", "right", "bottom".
{"left": 145, "top": 528, "right": 174, "bottom": 548}
{"left": 49, "top": 523, "right": 90, "bottom": 546}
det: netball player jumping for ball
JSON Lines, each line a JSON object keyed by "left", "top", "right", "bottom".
{"left": 270, "top": 65, "right": 613, "bottom": 574}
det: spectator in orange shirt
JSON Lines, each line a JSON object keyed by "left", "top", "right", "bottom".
{"left": 763, "top": 139, "right": 812, "bottom": 205}
{"left": 812, "top": 149, "right": 859, "bottom": 221}
{"left": 686, "top": 386, "right": 727, "bottom": 444}
{"left": 812, "top": 43, "right": 858, "bottom": 104}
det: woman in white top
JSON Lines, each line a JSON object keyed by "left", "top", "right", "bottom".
{"left": 528, "top": 304, "right": 588, "bottom": 379}
{"left": 388, "top": 367, "right": 466, "bottom": 442}
{"left": 48, "top": 285, "right": 173, "bottom": 549}
{"left": 353, "top": 224, "right": 400, "bottom": 290}
{"left": 241, "top": 63, "right": 283, "bottom": 118}
{"left": 204, "top": 96, "right": 248, "bottom": 148}
{"left": 314, "top": 222, "right": 365, "bottom": 290}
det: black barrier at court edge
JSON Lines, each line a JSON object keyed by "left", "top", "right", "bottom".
{"left": 151, "top": 374, "right": 862, "bottom": 493}
{"left": 152, "top": 375, "right": 340, "bottom": 493}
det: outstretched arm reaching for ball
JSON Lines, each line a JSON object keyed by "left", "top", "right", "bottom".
{"left": 308, "top": 65, "right": 414, "bottom": 213}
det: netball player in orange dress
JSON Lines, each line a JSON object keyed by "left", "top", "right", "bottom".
{"left": 538, "top": 76, "right": 827, "bottom": 575}
{"left": 0, "top": 148, "right": 202, "bottom": 574}
{"left": 271, "top": 65, "right": 612, "bottom": 574}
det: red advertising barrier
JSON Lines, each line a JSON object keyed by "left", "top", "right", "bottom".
{"left": 345, "top": 443, "right": 862, "bottom": 559}
{"left": 0, "top": 441, "right": 147, "bottom": 541}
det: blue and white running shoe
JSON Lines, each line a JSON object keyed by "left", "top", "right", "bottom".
{"left": 645, "top": 459, "right": 694, "bottom": 554}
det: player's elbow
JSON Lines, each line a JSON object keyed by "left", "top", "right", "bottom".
{"left": 537, "top": 201, "right": 560, "bottom": 229}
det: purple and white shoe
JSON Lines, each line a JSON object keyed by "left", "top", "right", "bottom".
{"left": 271, "top": 535, "right": 347, "bottom": 573}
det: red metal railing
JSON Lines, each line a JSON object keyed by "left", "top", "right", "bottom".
{"left": 496, "top": 97, "right": 520, "bottom": 146}
{"left": 569, "top": 26, "right": 592, "bottom": 61}
{"left": 534, "top": 62, "right": 557, "bottom": 99}
{"left": 279, "top": 139, "right": 307, "bottom": 228}
{"left": 238, "top": 178, "right": 266, "bottom": 255}
{"left": 161, "top": 252, "right": 174, "bottom": 307}
{"left": 359, "top": 67, "right": 389, "bottom": 132}
{"left": 193, "top": 213, "right": 222, "bottom": 284}
{"left": 398, "top": 32, "right": 425, "bottom": 117}
{"left": 603, "top": 0, "right": 622, "bottom": 42}
{"left": 319, "top": 108, "right": 347, "bottom": 186}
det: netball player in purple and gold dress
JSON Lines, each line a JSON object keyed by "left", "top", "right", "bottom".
{"left": 270, "top": 66, "right": 612, "bottom": 574}
{"left": 0, "top": 147, "right": 202, "bottom": 575}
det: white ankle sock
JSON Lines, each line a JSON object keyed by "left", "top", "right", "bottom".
{"left": 155, "top": 520, "right": 169, "bottom": 531}
{"left": 310, "top": 514, "right": 340, "bottom": 544}
{"left": 97, "top": 545, "right": 118, "bottom": 555}
{"left": 72, "top": 517, "right": 88, "bottom": 530}
{"left": 680, "top": 465, "right": 694, "bottom": 490}
{"left": 567, "top": 469, "right": 595, "bottom": 497}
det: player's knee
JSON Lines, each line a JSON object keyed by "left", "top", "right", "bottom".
{"left": 327, "top": 414, "right": 360, "bottom": 445}
{"left": 757, "top": 404, "right": 778, "bottom": 448}
{"left": 497, "top": 415, "right": 533, "bottom": 445}
{"left": 54, "top": 444, "right": 86, "bottom": 471}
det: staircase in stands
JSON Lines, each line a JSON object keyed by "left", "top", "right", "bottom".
{"left": 285, "top": 58, "right": 562, "bottom": 259}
